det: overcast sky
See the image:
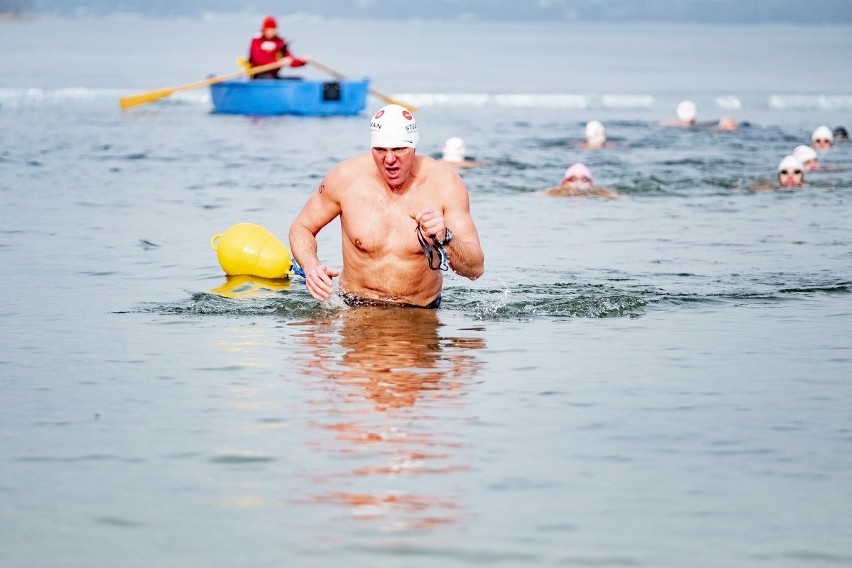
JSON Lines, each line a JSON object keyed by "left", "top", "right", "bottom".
{"left": 12, "top": 0, "right": 852, "bottom": 24}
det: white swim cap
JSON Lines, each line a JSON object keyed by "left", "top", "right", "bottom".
{"left": 676, "top": 100, "right": 698, "bottom": 122}
{"left": 585, "top": 120, "right": 606, "bottom": 145}
{"left": 793, "top": 144, "right": 818, "bottom": 163}
{"left": 442, "top": 137, "right": 465, "bottom": 162}
{"left": 370, "top": 104, "right": 419, "bottom": 148}
{"left": 811, "top": 125, "right": 832, "bottom": 142}
{"left": 777, "top": 155, "right": 803, "bottom": 172}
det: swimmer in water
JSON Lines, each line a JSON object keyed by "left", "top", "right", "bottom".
{"left": 793, "top": 145, "right": 820, "bottom": 172}
{"left": 752, "top": 155, "right": 805, "bottom": 190}
{"left": 541, "top": 163, "right": 621, "bottom": 198}
{"left": 289, "top": 104, "right": 485, "bottom": 309}
{"left": 811, "top": 125, "right": 833, "bottom": 151}
{"left": 440, "top": 137, "right": 484, "bottom": 169}
{"left": 716, "top": 116, "right": 738, "bottom": 131}
{"left": 581, "top": 120, "right": 608, "bottom": 149}
{"left": 663, "top": 100, "right": 698, "bottom": 127}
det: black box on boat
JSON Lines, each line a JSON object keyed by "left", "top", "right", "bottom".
{"left": 322, "top": 82, "right": 342, "bottom": 101}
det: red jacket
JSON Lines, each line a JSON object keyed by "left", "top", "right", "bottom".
{"left": 248, "top": 33, "right": 306, "bottom": 67}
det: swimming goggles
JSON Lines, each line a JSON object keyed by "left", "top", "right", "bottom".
{"left": 415, "top": 226, "right": 449, "bottom": 271}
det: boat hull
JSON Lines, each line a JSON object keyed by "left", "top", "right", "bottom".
{"left": 210, "top": 78, "right": 369, "bottom": 116}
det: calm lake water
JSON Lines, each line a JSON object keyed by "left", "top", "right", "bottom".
{"left": 1, "top": 14, "right": 851, "bottom": 568}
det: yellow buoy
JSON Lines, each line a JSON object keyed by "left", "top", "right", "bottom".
{"left": 210, "top": 223, "right": 293, "bottom": 279}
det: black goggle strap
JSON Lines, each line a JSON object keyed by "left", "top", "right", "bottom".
{"left": 415, "top": 225, "right": 449, "bottom": 271}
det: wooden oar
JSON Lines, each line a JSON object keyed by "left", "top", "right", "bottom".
{"left": 309, "top": 59, "right": 417, "bottom": 112}
{"left": 119, "top": 61, "right": 285, "bottom": 110}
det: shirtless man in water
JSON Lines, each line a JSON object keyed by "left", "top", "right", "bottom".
{"left": 289, "top": 104, "right": 485, "bottom": 308}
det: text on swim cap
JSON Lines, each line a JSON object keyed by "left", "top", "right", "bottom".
{"left": 370, "top": 123, "right": 418, "bottom": 134}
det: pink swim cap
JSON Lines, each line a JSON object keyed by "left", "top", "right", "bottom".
{"left": 563, "top": 163, "right": 593, "bottom": 183}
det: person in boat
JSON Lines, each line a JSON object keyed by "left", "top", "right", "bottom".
{"left": 751, "top": 155, "right": 806, "bottom": 190}
{"left": 440, "top": 137, "right": 484, "bottom": 169}
{"left": 289, "top": 104, "right": 485, "bottom": 309}
{"left": 248, "top": 16, "right": 308, "bottom": 80}
{"left": 541, "top": 163, "right": 621, "bottom": 198}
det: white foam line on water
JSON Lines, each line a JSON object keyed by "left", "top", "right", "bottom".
{"left": 768, "top": 95, "right": 852, "bottom": 111}
{"left": 387, "top": 93, "right": 852, "bottom": 111}
{"left": 2, "top": 88, "right": 852, "bottom": 111}
{"left": 396, "top": 93, "right": 656, "bottom": 109}
{"left": 715, "top": 95, "right": 742, "bottom": 110}
{"left": 0, "top": 87, "right": 212, "bottom": 108}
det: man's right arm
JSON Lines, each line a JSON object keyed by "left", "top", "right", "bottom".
{"left": 289, "top": 180, "right": 342, "bottom": 301}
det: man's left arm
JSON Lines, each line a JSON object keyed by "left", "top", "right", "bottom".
{"left": 441, "top": 177, "right": 485, "bottom": 280}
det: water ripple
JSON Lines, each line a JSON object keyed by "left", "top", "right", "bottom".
{"left": 126, "top": 276, "right": 851, "bottom": 321}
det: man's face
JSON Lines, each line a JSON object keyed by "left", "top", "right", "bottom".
{"left": 812, "top": 137, "right": 832, "bottom": 151}
{"left": 371, "top": 147, "right": 416, "bottom": 188}
{"left": 561, "top": 173, "right": 593, "bottom": 193}
{"left": 778, "top": 167, "right": 804, "bottom": 188}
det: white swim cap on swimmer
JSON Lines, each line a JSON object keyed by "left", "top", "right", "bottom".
{"left": 777, "top": 155, "right": 803, "bottom": 173}
{"left": 811, "top": 125, "right": 832, "bottom": 142}
{"left": 442, "top": 137, "right": 466, "bottom": 162}
{"left": 793, "top": 144, "right": 818, "bottom": 163}
{"left": 370, "top": 104, "right": 419, "bottom": 148}
{"left": 585, "top": 120, "right": 606, "bottom": 145}
{"left": 676, "top": 100, "right": 698, "bottom": 122}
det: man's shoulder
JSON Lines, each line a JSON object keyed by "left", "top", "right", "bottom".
{"left": 331, "top": 153, "right": 371, "bottom": 173}
{"left": 323, "top": 153, "right": 372, "bottom": 186}
{"left": 419, "top": 154, "right": 462, "bottom": 178}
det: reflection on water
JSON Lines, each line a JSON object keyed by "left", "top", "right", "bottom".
{"left": 291, "top": 307, "right": 485, "bottom": 532}
{"left": 209, "top": 274, "right": 293, "bottom": 299}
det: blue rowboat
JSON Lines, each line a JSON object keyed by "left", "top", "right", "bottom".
{"left": 209, "top": 78, "right": 369, "bottom": 116}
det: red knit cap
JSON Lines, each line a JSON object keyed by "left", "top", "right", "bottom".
{"left": 262, "top": 16, "right": 277, "bottom": 30}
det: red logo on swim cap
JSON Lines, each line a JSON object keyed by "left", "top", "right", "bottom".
{"left": 374, "top": 109, "right": 385, "bottom": 119}
{"left": 402, "top": 110, "right": 413, "bottom": 120}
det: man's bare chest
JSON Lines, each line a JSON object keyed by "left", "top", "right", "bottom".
{"left": 340, "top": 187, "right": 430, "bottom": 253}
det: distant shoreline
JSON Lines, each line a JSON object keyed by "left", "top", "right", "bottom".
{"left": 10, "top": 0, "right": 852, "bottom": 25}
